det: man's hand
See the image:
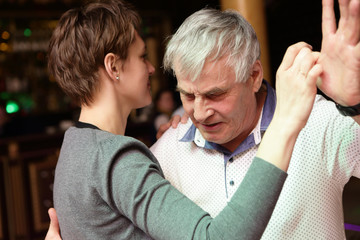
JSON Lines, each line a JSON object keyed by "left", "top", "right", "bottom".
{"left": 44, "top": 208, "right": 62, "bottom": 240}
{"left": 156, "top": 112, "right": 189, "bottom": 139}
{"left": 317, "top": 0, "right": 360, "bottom": 106}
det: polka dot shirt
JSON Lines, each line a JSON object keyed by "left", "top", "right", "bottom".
{"left": 150, "top": 90, "right": 360, "bottom": 239}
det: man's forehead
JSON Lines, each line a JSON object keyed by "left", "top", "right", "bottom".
{"left": 176, "top": 78, "right": 233, "bottom": 95}
{"left": 174, "top": 55, "right": 235, "bottom": 81}
{"left": 177, "top": 75, "right": 237, "bottom": 94}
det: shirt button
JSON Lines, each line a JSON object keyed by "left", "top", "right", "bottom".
{"left": 229, "top": 158, "right": 234, "bottom": 163}
{"left": 230, "top": 180, "right": 234, "bottom": 186}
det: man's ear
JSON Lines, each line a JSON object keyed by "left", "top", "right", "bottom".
{"left": 104, "top": 53, "right": 119, "bottom": 81}
{"left": 250, "top": 60, "right": 264, "bottom": 92}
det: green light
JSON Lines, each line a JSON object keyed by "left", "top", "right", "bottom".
{"left": 24, "top": 28, "right": 32, "bottom": 37}
{"left": 6, "top": 101, "right": 19, "bottom": 114}
{"left": 0, "top": 92, "right": 10, "bottom": 100}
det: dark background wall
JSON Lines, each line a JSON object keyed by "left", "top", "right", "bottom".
{"left": 0, "top": 1, "right": 359, "bottom": 240}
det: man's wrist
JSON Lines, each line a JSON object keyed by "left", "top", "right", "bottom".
{"left": 335, "top": 102, "right": 360, "bottom": 116}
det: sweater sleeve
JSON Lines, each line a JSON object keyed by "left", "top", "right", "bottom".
{"left": 106, "top": 140, "right": 286, "bottom": 240}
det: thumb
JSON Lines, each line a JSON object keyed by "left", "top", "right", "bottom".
{"left": 45, "top": 208, "right": 62, "bottom": 240}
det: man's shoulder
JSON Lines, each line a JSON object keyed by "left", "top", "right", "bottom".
{"left": 310, "top": 94, "right": 338, "bottom": 119}
{"left": 150, "top": 120, "right": 193, "bottom": 151}
{"left": 160, "top": 119, "right": 193, "bottom": 141}
{"left": 313, "top": 94, "right": 334, "bottom": 106}
{"left": 304, "top": 94, "right": 360, "bottom": 133}
{"left": 311, "top": 94, "right": 356, "bottom": 120}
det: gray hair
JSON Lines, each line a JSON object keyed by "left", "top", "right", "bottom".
{"left": 163, "top": 8, "right": 260, "bottom": 83}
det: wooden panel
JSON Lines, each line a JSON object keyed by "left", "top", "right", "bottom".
{"left": 0, "top": 160, "right": 3, "bottom": 240}
{"left": 28, "top": 150, "right": 58, "bottom": 232}
{"left": 344, "top": 177, "right": 360, "bottom": 238}
{"left": 0, "top": 179, "right": 3, "bottom": 240}
{"left": 9, "top": 160, "right": 28, "bottom": 237}
{"left": 2, "top": 155, "right": 28, "bottom": 240}
{"left": 219, "top": 0, "right": 272, "bottom": 85}
{"left": 1, "top": 133, "right": 64, "bottom": 239}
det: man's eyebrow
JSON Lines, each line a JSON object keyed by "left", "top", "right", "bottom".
{"left": 176, "top": 86, "right": 189, "bottom": 94}
{"left": 205, "top": 87, "right": 227, "bottom": 95}
{"left": 176, "top": 86, "right": 227, "bottom": 95}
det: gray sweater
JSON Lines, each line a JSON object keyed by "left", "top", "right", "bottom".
{"left": 54, "top": 124, "right": 287, "bottom": 239}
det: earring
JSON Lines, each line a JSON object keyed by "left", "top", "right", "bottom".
{"left": 116, "top": 76, "right": 119, "bottom": 80}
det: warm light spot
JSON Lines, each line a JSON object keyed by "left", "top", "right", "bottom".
{"left": 0, "top": 43, "right": 9, "bottom": 51}
{"left": 1, "top": 31, "right": 10, "bottom": 40}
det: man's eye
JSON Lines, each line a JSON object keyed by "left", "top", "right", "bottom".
{"left": 182, "top": 93, "right": 195, "bottom": 100}
{"left": 207, "top": 93, "right": 223, "bottom": 100}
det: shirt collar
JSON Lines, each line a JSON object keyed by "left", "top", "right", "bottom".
{"left": 180, "top": 80, "right": 276, "bottom": 155}
{"left": 75, "top": 121, "right": 100, "bottom": 130}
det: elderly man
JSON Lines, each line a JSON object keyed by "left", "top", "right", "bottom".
{"left": 151, "top": 0, "right": 360, "bottom": 239}
{"left": 46, "top": 0, "right": 360, "bottom": 239}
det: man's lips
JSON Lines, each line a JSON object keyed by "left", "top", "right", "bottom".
{"left": 199, "top": 122, "right": 221, "bottom": 131}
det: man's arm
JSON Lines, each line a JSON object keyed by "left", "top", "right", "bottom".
{"left": 317, "top": 0, "right": 360, "bottom": 124}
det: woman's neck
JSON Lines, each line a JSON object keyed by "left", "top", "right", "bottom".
{"left": 79, "top": 102, "right": 128, "bottom": 135}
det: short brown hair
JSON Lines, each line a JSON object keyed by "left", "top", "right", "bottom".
{"left": 48, "top": 0, "right": 141, "bottom": 106}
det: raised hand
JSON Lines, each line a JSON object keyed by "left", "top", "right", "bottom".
{"left": 317, "top": 0, "right": 360, "bottom": 106}
{"left": 275, "top": 42, "right": 322, "bottom": 131}
{"left": 256, "top": 42, "right": 322, "bottom": 171}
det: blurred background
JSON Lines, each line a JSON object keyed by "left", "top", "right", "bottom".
{"left": 0, "top": 0, "right": 359, "bottom": 239}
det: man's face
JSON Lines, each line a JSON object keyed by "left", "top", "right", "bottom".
{"left": 176, "top": 57, "right": 259, "bottom": 151}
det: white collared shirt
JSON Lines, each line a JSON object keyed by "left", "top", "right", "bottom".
{"left": 150, "top": 94, "right": 360, "bottom": 239}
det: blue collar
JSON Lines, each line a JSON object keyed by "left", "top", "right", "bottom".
{"left": 180, "top": 80, "right": 276, "bottom": 158}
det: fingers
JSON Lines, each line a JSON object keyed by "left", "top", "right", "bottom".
{"left": 338, "top": 0, "right": 350, "bottom": 31}
{"left": 45, "top": 208, "right": 62, "bottom": 240}
{"left": 156, "top": 122, "right": 171, "bottom": 140}
{"left": 332, "top": 0, "right": 360, "bottom": 45}
{"left": 278, "top": 42, "right": 312, "bottom": 72}
{"left": 322, "top": 0, "right": 337, "bottom": 37}
{"left": 277, "top": 45, "right": 320, "bottom": 98}
{"left": 308, "top": 63, "right": 324, "bottom": 85}
{"left": 170, "top": 115, "right": 181, "bottom": 128}
{"left": 156, "top": 114, "right": 186, "bottom": 140}
{"left": 180, "top": 112, "right": 189, "bottom": 124}
{"left": 356, "top": 41, "right": 360, "bottom": 58}
{"left": 49, "top": 208, "right": 59, "bottom": 231}
{"left": 275, "top": 48, "right": 321, "bottom": 131}
{"left": 307, "top": 52, "right": 322, "bottom": 83}
{"left": 293, "top": 48, "right": 315, "bottom": 78}
{"left": 347, "top": 0, "right": 360, "bottom": 44}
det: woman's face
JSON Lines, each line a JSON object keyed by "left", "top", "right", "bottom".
{"left": 118, "top": 31, "right": 155, "bottom": 109}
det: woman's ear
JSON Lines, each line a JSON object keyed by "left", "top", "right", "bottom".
{"left": 104, "top": 53, "right": 120, "bottom": 81}
{"left": 250, "top": 60, "right": 264, "bottom": 92}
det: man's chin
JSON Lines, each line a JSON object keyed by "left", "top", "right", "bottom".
{"left": 199, "top": 132, "right": 224, "bottom": 144}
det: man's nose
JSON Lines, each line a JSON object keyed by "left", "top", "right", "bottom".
{"left": 193, "top": 98, "right": 214, "bottom": 122}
